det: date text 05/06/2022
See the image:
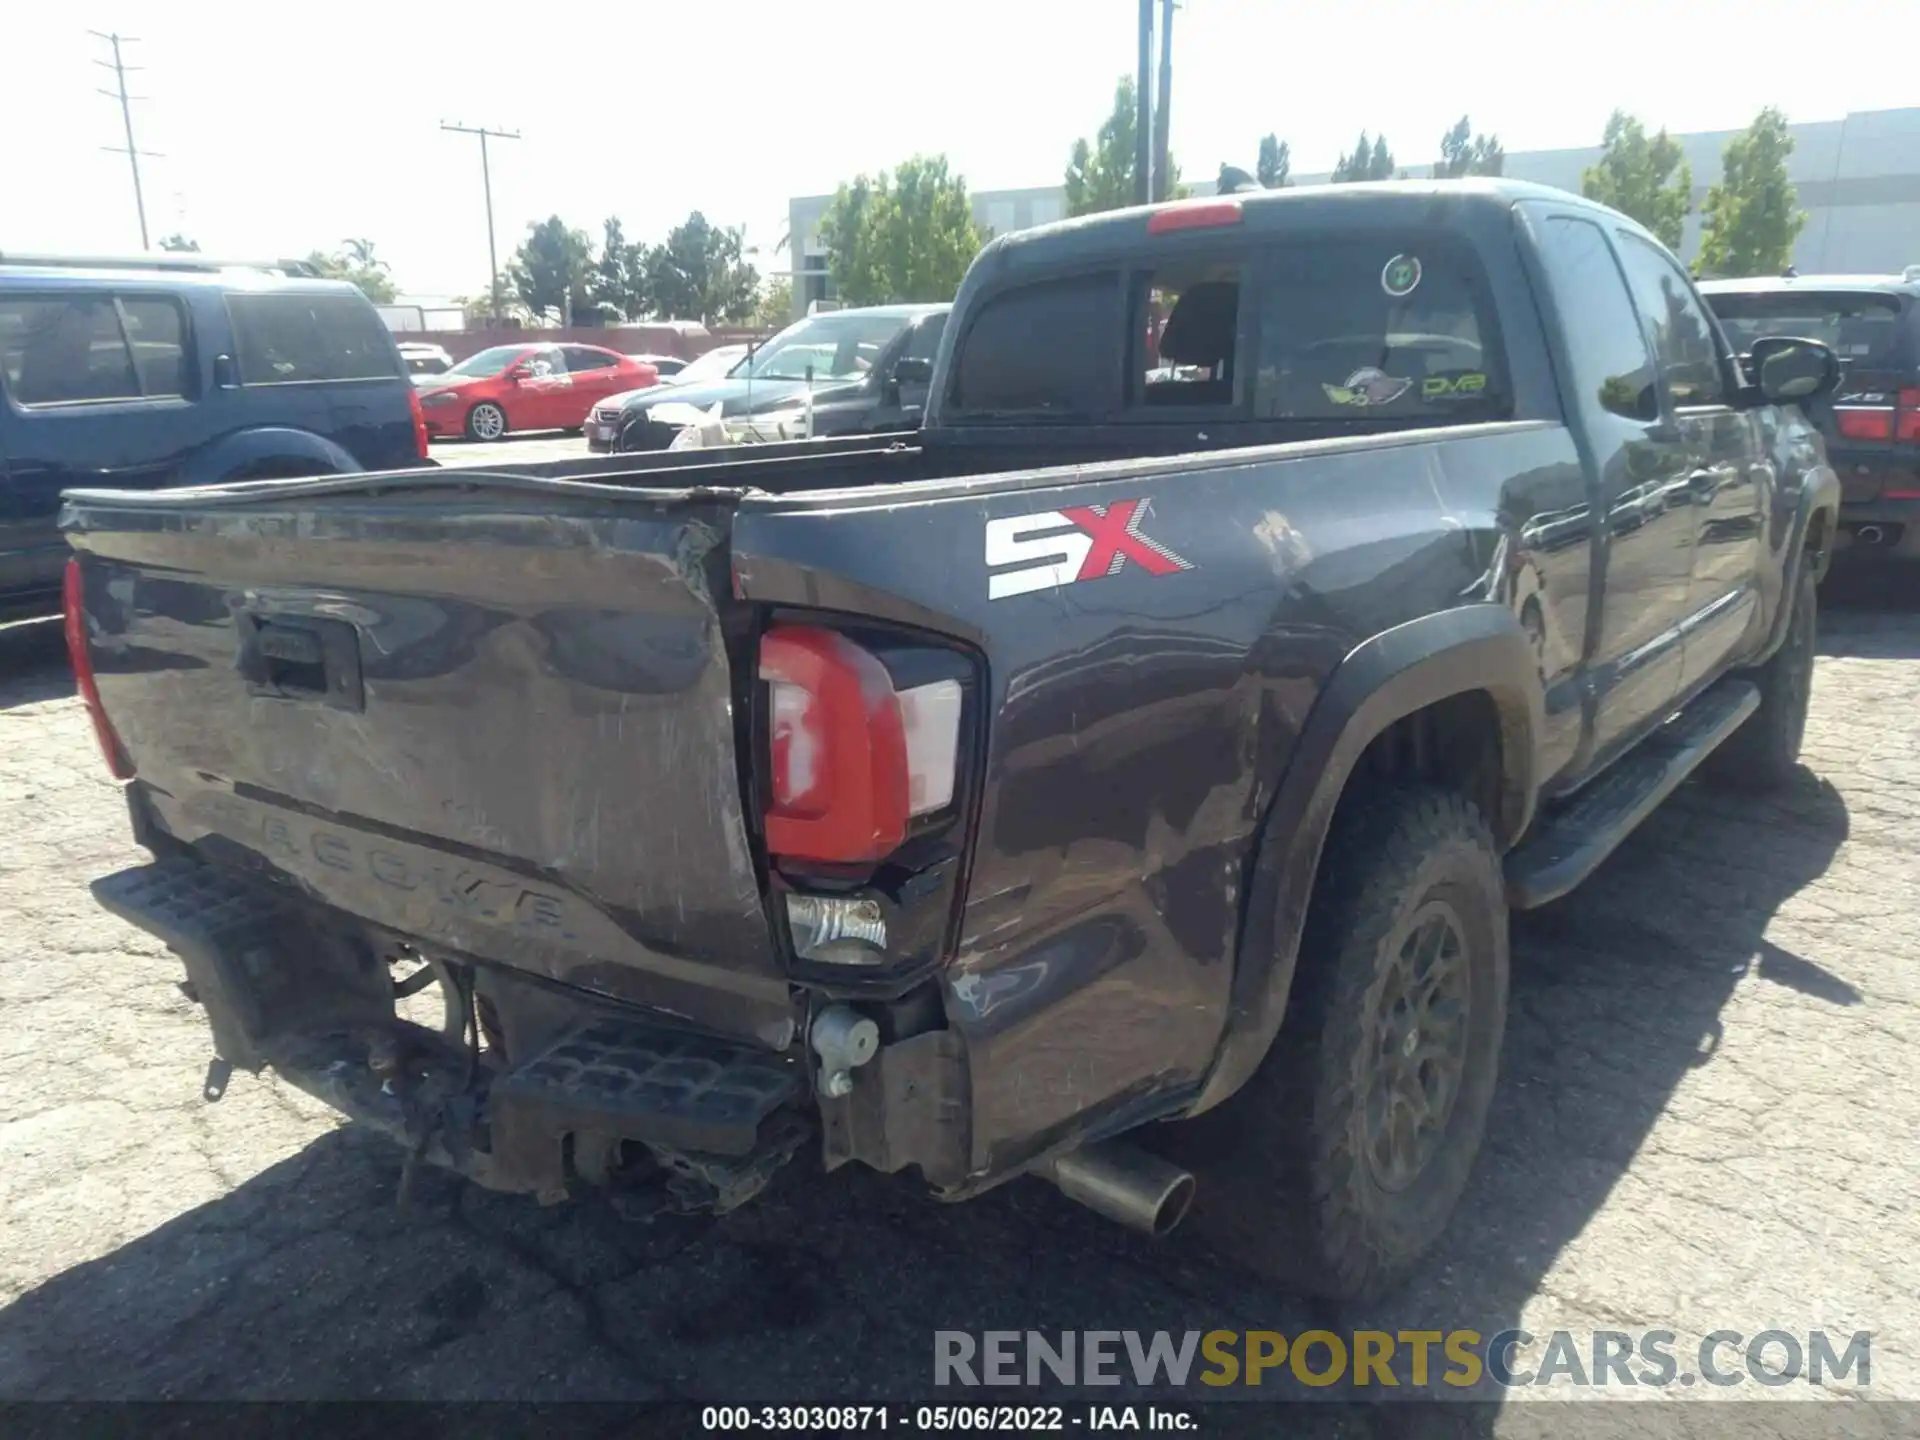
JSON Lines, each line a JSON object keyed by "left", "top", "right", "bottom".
{"left": 701, "top": 1404, "right": 1197, "bottom": 1432}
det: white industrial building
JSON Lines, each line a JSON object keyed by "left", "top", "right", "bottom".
{"left": 787, "top": 106, "right": 1920, "bottom": 318}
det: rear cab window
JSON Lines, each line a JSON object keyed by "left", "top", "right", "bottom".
{"left": 227, "top": 292, "right": 402, "bottom": 384}
{"left": 0, "top": 291, "right": 193, "bottom": 408}
{"left": 944, "top": 229, "right": 1509, "bottom": 429}
{"left": 1253, "top": 234, "right": 1507, "bottom": 424}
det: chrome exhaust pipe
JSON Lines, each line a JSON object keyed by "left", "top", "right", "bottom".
{"left": 1857, "top": 525, "right": 1886, "bottom": 547}
{"left": 1038, "top": 1141, "right": 1196, "bottom": 1237}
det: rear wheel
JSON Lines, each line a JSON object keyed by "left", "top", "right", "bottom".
{"left": 1706, "top": 567, "right": 1816, "bottom": 791}
{"left": 1172, "top": 786, "right": 1509, "bottom": 1301}
{"left": 466, "top": 402, "right": 508, "bottom": 442}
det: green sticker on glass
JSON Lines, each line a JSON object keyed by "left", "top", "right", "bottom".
{"left": 1382, "top": 254, "right": 1422, "bottom": 297}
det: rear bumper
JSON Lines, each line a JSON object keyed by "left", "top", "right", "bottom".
{"left": 90, "top": 849, "right": 973, "bottom": 1202}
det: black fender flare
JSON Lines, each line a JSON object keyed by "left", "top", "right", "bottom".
{"left": 1754, "top": 462, "right": 1840, "bottom": 664}
{"left": 176, "top": 428, "right": 362, "bottom": 486}
{"left": 1188, "top": 604, "right": 1544, "bottom": 1116}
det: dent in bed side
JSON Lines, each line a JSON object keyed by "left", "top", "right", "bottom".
{"left": 1188, "top": 604, "right": 1544, "bottom": 1117}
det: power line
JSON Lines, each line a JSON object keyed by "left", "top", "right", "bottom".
{"left": 91, "top": 30, "right": 162, "bottom": 251}
{"left": 441, "top": 122, "right": 520, "bottom": 322}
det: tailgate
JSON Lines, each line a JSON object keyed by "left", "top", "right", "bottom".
{"left": 62, "top": 478, "right": 793, "bottom": 1047}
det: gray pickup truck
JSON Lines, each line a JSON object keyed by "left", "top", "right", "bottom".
{"left": 61, "top": 179, "right": 1840, "bottom": 1301}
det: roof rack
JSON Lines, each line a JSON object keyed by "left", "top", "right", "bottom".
{"left": 0, "top": 251, "right": 323, "bottom": 278}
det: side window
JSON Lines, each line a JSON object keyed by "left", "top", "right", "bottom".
{"left": 1615, "top": 233, "right": 1729, "bottom": 408}
{"left": 523, "top": 347, "right": 564, "bottom": 378}
{"left": 309, "top": 297, "right": 402, "bottom": 380}
{"left": 1251, "top": 235, "right": 1506, "bottom": 423}
{"left": 119, "top": 297, "right": 190, "bottom": 398}
{"left": 229, "top": 294, "right": 330, "bottom": 384}
{"left": 560, "top": 345, "right": 617, "bottom": 373}
{"left": 949, "top": 271, "right": 1121, "bottom": 417}
{"left": 1136, "top": 260, "right": 1242, "bottom": 410}
{"left": 0, "top": 295, "right": 140, "bottom": 407}
{"left": 1532, "top": 216, "right": 1659, "bottom": 422}
{"left": 903, "top": 312, "right": 947, "bottom": 363}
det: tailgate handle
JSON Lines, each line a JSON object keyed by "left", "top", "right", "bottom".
{"left": 237, "top": 615, "right": 365, "bottom": 711}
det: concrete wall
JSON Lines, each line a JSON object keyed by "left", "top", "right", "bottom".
{"left": 787, "top": 107, "right": 1920, "bottom": 313}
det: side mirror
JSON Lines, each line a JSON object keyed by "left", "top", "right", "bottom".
{"left": 505, "top": 363, "right": 531, "bottom": 382}
{"left": 1749, "top": 336, "right": 1840, "bottom": 405}
{"left": 892, "top": 357, "right": 934, "bottom": 387}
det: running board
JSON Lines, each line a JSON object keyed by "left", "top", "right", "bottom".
{"left": 1505, "top": 680, "right": 1759, "bottom": 909}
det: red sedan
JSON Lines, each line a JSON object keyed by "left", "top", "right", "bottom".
{"left": 415, "top": 343, "right": 660, "bottom": 441}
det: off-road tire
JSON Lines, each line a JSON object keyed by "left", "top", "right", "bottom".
{"left": 465, "top": 402, "right": 508, "bottom": 442}
{"left": 1172, "top": 786, "right": 1509, "bottom": 1301}
{"left": 1705, "top": 567, "right": 1816, "bottom": 792}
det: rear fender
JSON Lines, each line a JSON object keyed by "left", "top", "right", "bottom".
{"left": 1757, "top": 461, "right": 1840, "bottom": 661}
{"left": 177, "top": 428, "right": 361, "bottom": 486}
{"left": 1188, "top": 604, "right": 1544, "bottom": 1115}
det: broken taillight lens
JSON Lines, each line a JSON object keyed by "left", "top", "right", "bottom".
{"left": 62, "top": 557, "right": 134, "bottom": 780}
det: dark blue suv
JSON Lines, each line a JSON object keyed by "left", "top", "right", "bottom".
{"left": 1, "top": 253, "right": 428, "bottom": 621}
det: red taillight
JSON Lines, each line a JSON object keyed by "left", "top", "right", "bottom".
{"left": 408, "top": 386, "right": 430, "bottom": 460}
{"left": 1146, "top": 198, "right": 1244, "bottom": 235}
{"left": 62, "top": 558, "right": 134, "bottom": 781}
{"left": 1897, "top": 387, "right": 1920, "bottom": 444}
{"left": 757, "top": 625, "right": 964, "bottom": 865}
{"left": 1836, "top": 406, "right": 1895, "bottom": 442}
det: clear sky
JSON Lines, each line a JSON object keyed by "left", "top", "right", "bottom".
{"left": 3, "top": 0, "right": 1910, "bottom": 300}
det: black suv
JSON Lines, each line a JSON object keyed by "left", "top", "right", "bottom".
{"left": 1701, "top": 269, "right": 1920, "bottom": 563}
{"left": 1, "top": 253, "right": 428, "bottom": 622}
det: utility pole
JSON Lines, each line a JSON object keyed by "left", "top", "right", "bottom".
{"left": 91, "top": 31, "right": 160, "bottom": 250}
{"left": 1135, "top": 0, "right": 1154, "bottom": 206}
{"left": 441, "top": 121, "right": 520, "bottom": 322}
{"left": 1153, "top": 0, "right": 1177, "bottom": 202}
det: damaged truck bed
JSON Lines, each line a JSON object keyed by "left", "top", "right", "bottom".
{"left": 62, "top": 179, "right": 1840, "bottom": 1300}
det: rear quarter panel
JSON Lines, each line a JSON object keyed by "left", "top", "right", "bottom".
{"left": 733, "top": 419, "right": 1581, "bottom": 1177}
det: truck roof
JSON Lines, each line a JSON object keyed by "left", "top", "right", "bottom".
{"left": 973, "top": 178, "right": 1634, "bottom": 274}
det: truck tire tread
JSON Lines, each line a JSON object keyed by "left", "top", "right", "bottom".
{"left": 1171, "top": 784, "right": 1508, "bottom": 1301}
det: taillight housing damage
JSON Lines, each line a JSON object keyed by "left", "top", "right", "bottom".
{"left": 63, "top": 557, "right": 135, "bottom": 781}
{"left": 754, "top": 619, "right": 977, "bottom": 981}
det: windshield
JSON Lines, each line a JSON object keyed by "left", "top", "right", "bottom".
{"left": 741, "top": 314, "right": 909, "bottom": 382}
{"left": 675, "top": 345, "right": 747, "bottom": 386}
{"left": 446, "top": 344, "right": 533, "bottom": 378}
{"left": 1703, "top": 290, "right": 1907, "bottom": 367}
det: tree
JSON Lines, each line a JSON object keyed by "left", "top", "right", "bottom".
{"left": 1064, "top": 76, "right": 1183, "bottom": 216}
{"left": 1256, "top": 134, "right": 1291, "bottom": 188}
{"left": 303, "top": 245, "right": 397, "bottom": 303}
{"left": 1331, "top": 131, "right": 1396, "bottom": 183}
{"left": 1581, "top": 111, "right": 1692, "bottom": 251}
{"left": 1696, "top": 107, "right": 1806, "bottom": 278}
{"left": 638, "top": 211, "right": 759, "bottom": 325}
{"left": 341, "top": 238, "right": 385, "bottom": 271}
{"left": 754, "top": 276, "right": 793, "bottom": 331}
{"left": 1434, "top": 116, "right": 1505, "bottom": 178}
{"left": 506, "top": 216, "right": 594, "bottom": 323}
{"left": 158, "top": 233, "right": 199, "bottom": 252}
{"left": 818, "top": 154, "right": 986, "bottom": 307}
{"left": 589, "top": 216, "right": 651, "bottom": 320}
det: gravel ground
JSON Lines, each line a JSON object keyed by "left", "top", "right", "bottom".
{"left": 1, "top": 568, "right": 1916, "bottom": 1436}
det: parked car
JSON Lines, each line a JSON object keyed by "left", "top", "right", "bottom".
{"left": 397, "top": 341, "right": 454, "bottom": 377}
{"left": 414, "top": 343, "right": 659, "bottom": 441}
{"left": 661, "top": 342, "right": 748, "bottom": 387}
{"left": 1700, "top": 270, "right": 1920, "bottom": 562}
{"left": 0, "top": 251, "right": 428, "bottom": 623}
{"left": 584, "top": 308, "right": 944, "bottom": 452}
{"left": 64, "top": 180, "right": 1839, "bottom": 1301}
{"left": 581, "top": 344, "right": 750, "bottom": 449}
{"left": 622, "top": 352, "right": 688, "bottom": 379}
